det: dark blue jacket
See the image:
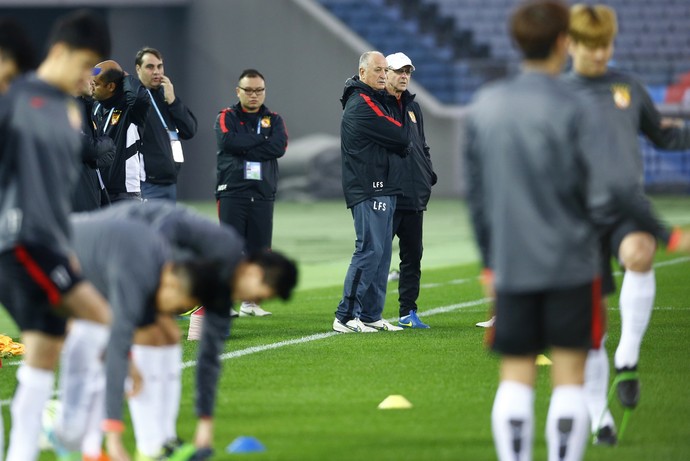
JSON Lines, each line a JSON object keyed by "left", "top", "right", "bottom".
{"left": 385, "top": 90, "right": 436, "bottom": 211}
{"left": 215, "top": 102, "right": 287, "bottom": 200}
{"left": 339, "top": 76, "right": 409, "bottom": 208}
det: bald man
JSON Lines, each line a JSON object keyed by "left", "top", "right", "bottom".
{"left": 91, "top": 59, "right": 150, "bottom": 203}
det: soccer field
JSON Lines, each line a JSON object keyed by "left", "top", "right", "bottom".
{"left": 1, "top": 197, "right": 690, "bottom": 460}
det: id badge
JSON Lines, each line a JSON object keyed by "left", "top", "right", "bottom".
{"left": 168, "top": 130, "right": 184, "bottom": 162}
{"left": 244, "top": 161, "right": 262, "bottom": 180}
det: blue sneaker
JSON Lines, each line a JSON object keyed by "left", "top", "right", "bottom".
{"left": 398, "top": 310, "right": 430, "bottom": 329}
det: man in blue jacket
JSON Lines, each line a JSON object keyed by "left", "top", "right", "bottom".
{"left": 333, "top": 51, "right": 410, "bottom": 333}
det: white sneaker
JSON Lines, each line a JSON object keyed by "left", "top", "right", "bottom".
{"left": 239, "top": 302, "right": 272, "bottom": 317}
{"left": 230, "top": 308, "right": 239, "bottom": 318}
{"left": 332, "top": 317, "right": 378, "bottom": 333}
{"left": 475, "top": 316, "right": 496, "bottom": 328}
{"left": 363, "top": 319, "right": 404, "bottom": 331}
{"left": 387, "top": 270, "right": 400, "bottom": 282}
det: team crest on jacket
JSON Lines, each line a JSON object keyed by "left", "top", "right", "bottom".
{"left": 111, "top": 110, "right": 122, "bottom": 125}
{"left": 408, "top": 111, "right": 417, "bottom": 123}
{"left": 261, "top": 116, "right": 271, "bottom": 128}
{"left": 611, "top": 84, "right": 631, "bottom": 109}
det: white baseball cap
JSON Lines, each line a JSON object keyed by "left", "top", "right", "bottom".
{"left": 385, "top": 52, "right": 415, "bottom": 72}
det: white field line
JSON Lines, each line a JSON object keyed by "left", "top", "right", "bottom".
{"left": 2, "top": 256, "right": 689, "bottom": 408}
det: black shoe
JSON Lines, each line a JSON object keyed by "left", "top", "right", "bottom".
{"left": 593, "top": 425, "right": 618, "bottom": 446}
{"left": 161, "top": 437, "right": 185, "bottom": 457}
{"left": 615, "top": 367, "right": 640, "bottom": 409}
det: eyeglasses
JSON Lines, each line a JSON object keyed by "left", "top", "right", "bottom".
{"left": 388, "top": 68, "right": 413, "bottom": 75}
{"left": 239, "top": 87, "right": 265, "bottom": 96}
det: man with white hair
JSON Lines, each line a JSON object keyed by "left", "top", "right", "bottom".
{"left": 384, "top": 52, "right": 437, "bottom": 329}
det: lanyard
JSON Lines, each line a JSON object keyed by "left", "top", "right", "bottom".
{"left": 93, "top": 103, "right": 114, "bottom": 135}
{"left": 147, "top": 89, "right": 170, "bottom": 131}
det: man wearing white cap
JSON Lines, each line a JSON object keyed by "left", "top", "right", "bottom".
{"left": 384, "top": 52, "right": 437, "bottom": 329}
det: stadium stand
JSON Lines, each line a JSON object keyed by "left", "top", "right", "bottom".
{"left": 317, "top": 0, "right": 690, "bottom": 191}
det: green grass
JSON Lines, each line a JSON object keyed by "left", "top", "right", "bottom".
{"left": 1, "top": 197, "right": 690, "bottom": 460}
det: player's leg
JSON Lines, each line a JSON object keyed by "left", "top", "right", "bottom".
{"left": 584, "top": 245, "right": 617, "bottom": 444}
{"left": 129, "top": 322, "right": 169, "bottom": 458}
{"left": 492, "top": 356, "right": 537, "bottom": 461}
{"left": 56, "top": 317, "right": 110, "bottom": 449}
{"left": 158, "top": 316, "right": 183, "bottom": 448}
{"left": 584, "top": 334, "right": 617, "bottom": 444}
{"left": 544, "top": 280, "right": 602, "bottom": 461}
{"left": 7, "top": 331, "right": 62, "bottom": 461}
{"left": 614, "top": 230, "right": 656, "bottom": 408}
{"left": 490, "top": 291, "right": 540, "bottom": 461}
{"left": 548, "top": 348, "right": 589, "bottom": 461}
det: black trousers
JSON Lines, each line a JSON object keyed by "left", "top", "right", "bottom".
{"left": 392, "top": 209, "right": 424, "bottom": 317}
{"left": 218, "top": 196, "right": 274, "bottom": 253}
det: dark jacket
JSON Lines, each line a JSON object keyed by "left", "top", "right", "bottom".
{"left": 0, "top": 74, "right": 81, "bottom": 255}
{"left": 215, "top": 102, "right": 287, "bottom": 200}
{"left": 384, "top": 90, "right": 436, "bottom": 211}
{"left": 92, "top": 75, "right": 150, "bottom": 196}
{"left": 339, "top": 76, "right": 409, "bottom": 208}
{"left": 73, "top": 96, "right": 115, "bottom": 212}
{"left": 140, "top": 87, "right": 197, "bottom": 184}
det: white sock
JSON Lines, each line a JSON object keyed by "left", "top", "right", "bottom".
{"left": 584, "top": 335, "right": 615, "bottom": 432}
{"left": 160, "top": 343, "right": 182, "bottom": 442}
{"left": 80, "top": 371, "right": 106, "bottom": 458}
{"left": 56, "top": 320, "right": 109, "bottom": 450}
{"left": 546, "top": 385, "right": 589, "bottom": 461}
{"left": 128, "top": 345, "right": 167, "bottom": 456}
{"left": 615, "top": 270, "right": 655, "bottom": 369}
{"left": 492, "top": 381, "right": 534, "bottom": 461}
{"left": 6, "top": 365, "right": 54, "bottom": 461}
{"left": 187, "top": 307, "right": 204, "bottom": 340}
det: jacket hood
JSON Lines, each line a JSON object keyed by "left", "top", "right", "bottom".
{"left": 340, "top": 75, "right": 375, "bottom": 109}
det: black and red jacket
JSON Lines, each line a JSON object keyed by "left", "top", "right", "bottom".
{"left": 339, "top": 76, "right": 410, "bottom": 208}
{"left": 214, "top": 102, "right": 287, "bottom": 200}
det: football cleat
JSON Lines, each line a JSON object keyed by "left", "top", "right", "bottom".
{"left": 615, "top": 367, "right": 640, "bottom": 409}
{"left": 593, "top": 425, "right": 617, "bottom": 446}
{"left": 398, "top": 310, "right": 430, "bottom": 329}
{"left": 332, "top": 317, "right": 378, "bottom": 333}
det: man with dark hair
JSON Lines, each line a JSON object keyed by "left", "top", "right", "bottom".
{"left": 51, "top": 216, "right": 225, "bottom": 461}
{"left": 0, "top": 17, "right": 36, "bottom": 93}
{"left": 0, "top": 9, "right": 112, "bottom": 461}
{"left": 51, "top": 201, "right": 297, "bottom": 460}
{"left": 91, "top": 59, "right": 150, "bottom": 203}
{"left": 204, "top": 67, "right": 287, "bottom": 323}
{"left": 135, "top": 46, "right": 197, "bottom": 201}
{"left": 333, "top": 51, "right": 409, "bottom": 334}
{"left": 465, "top": 1, "right": 610, "bottom": 459}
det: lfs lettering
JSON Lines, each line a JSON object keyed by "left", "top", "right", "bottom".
{"left": 373, "top": 201, "right": 386, "bottom": 211}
